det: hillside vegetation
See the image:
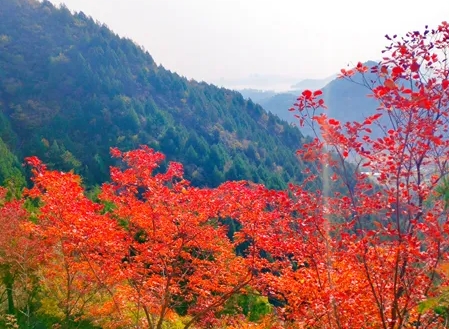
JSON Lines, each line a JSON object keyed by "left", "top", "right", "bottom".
{"left": 0, "top": 0, "right": 309, "bottom": 189}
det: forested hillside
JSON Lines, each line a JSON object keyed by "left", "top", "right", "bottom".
{"left": 0, "top": 0, "right": 309, "bottom": 189}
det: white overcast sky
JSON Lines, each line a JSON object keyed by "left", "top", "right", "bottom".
{"left": 49, "top": 0, "right": 449, "bottom": 89}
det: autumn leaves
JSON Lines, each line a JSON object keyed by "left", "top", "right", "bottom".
{"left": 3, "top": 21, "right": 449, "bottom": 329}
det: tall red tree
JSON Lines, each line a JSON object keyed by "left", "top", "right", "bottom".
{"left": 0, "top": 187, "right": 40, "bottom": 323}
{"left": 96, "top": 146, "right": 254, "bottom": 329}
{"left": 25, "top": 148, "right": 269, "bottom": 329}
{"left": 276, "top": 21, "right": 449, "bottom": 328}
{"left": 25, "top": 157, "right": 128, "bottom": 328}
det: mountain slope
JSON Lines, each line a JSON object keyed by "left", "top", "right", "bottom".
{"left": 238, "top": 89, "right": 279, "bottom": 103}
{"left": 256, "top": 62, "right": 382, "bottom": 137}
{"left": 290, "top": 74, "right": 337, "bottom": 91}
{"left": 0, "top": 0, "right": 309, "bottom": 189}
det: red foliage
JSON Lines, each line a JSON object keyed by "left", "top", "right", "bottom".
{"left": 12, "top": 20, "right": 449, "bottom": 329}
{"left": 25, "top": 146, "right": 255, "bottom": 328}
{"left": 99, "top": 146, "right": 253, "bottom": 328}
{"left": 0, "top": 188, "right": 40, "bottom": 315}
{"left": 287, "top": 21, "right": 449, "bottom": 328}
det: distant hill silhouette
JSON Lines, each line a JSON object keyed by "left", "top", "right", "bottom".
{"left": 290, "top": 74, "right": 337, "bottom": 91}
{"left": 249, "top": 61, "right": 384, "bottom": 138}
{"left": 238, "top": 89, "right": 278, "bottom": 103}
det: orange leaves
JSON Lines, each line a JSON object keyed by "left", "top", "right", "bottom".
{"left": 302, "top": 149, "right": 318, "bottom": 162}
{"left": 21, "top": 19, "right": 449, "bottom": 321}
{"left": 25, "top": 157, "right": 130, "bottom": 323}
{"left": 339, "top": 68, "right": 355, "bottom": 77}
{"left": 312, "top": 113, "right": 327, "bottom": 126}
{"left": 0, "top": 197, "right": 39, "bottom": 268}
{"left": 25, "top": 148, "right": 246, "bottom": 326}
{"left": 384, "top": 78, "right": 396, "bottom": 89}
{"left": 282, "top": 21, "right": 449, "bottom": 329}
{"left": 93, "top": 146, "right": 255, "bottom": 327}
{"left": 0, "top": 190, "right": 42, "bottom": 318}
{"left": 339, "top": 62, "right": 369, "bottom": 78}
{"left": 24, "top": 155, "right": 45, "bottom": 169}
{"left": 356, "top": 61, "right": 368, "bottom": 73}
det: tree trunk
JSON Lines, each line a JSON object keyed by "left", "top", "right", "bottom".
{"left": 3, "top": 271, "right": 15, "bottom": 315}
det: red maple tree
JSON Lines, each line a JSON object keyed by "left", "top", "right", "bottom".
{"left": 25, "top": 156, "right": 127, "bottom": 327}
{"left": 26, "top": 147, "right": 258, "bottom": 328}
{"left": 279, "top": 21, "right": 449, "bottom": 328}
{"left": 0, "top": 187, "right": 40, "bottom": 322}
{"left": 99, "top": 147, "right": 259, "bottom": 328}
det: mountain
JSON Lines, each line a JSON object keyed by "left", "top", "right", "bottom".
{"left": 254, "top": 62, "right": 382, "bottom": 138}
{"left": 255, "top": 92, "right": 299, "bottom": 123}
{"left": 290, "top": 74, "right": 337, "bottom": 91}
{"left": 213, "top": 74, "right": 297, "bottom": 92}
{"left": 238, "top": 74, "right": 336, "bottom": 107}
{"left": 0, "top": 0, "right": 310, "bottom": 190}
{"left": 238, "top": 89, "right": 279, "bottom": 103}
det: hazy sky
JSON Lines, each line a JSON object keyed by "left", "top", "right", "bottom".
{"left": 49, "top": 0, "right": 449, "bottom": 89}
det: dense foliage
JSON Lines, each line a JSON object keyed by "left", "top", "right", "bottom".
{"left": 0, "top": 0, "right": 308, "bottom": 190}
{"left": 2, "top": 1, "right": 449, "bottom": 328}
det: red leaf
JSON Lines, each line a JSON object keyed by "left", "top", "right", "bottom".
{"left": 384, "top": 79, "right": 396, "bottom": 89}
{"left": 410, "top": 61, "right": 420, "bottom": 72}
{"left": 442, "top": 79, "right": 449, "bottom": 90}
{"left": 371, "top": 113, "right": 382, "bottom": 120}
{"left": 328, "top": 119, "right": 340, "bottom": 126}
{"left": 302, "top": 90, "right": 313, "bottom": 99}
{"left": 25, "top": 156, "right": 42, "bottom": 167}
{"left": 392, "top": 66, "right": 403, "bottom": 76}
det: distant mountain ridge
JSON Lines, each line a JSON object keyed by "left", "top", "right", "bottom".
{"left": 214, "top": 74, "right": 298, "bottom": 92}
{"left": 0, "top": 0, "right": 311, "bottom": 190}
{"left": 290, "top": 74, "right": 337, "bottom": 91}
{"left": 238, "top": 74, "right": 336, "bottom": 103}
{"left": 241, "top": 61, "right": 383, "bottom": 138}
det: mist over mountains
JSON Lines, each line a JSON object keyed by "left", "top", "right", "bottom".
{"left": 239, "top": 61, "right": 382, "bottom": 138}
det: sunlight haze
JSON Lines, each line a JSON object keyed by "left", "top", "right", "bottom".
{"left": 48, "top": 0, "right": 449, "bottom": 90}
